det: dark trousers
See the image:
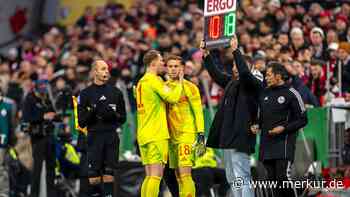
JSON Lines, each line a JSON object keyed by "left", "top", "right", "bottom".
{"left": 263, "top": 159, "right": 295, "bottom": 197}
{"left": 87, "top": 132, "right": 119, "bottom": 197}
{"left": 192, "top": 167, "right": 230, "bottom": 197}
{"left": 87, "top": 132, "right": 119, "bottom": 176}
{"left": 79, "top": 150, "right": 89, "bottom": 197}
{"left": 31, "top": 136, "right": 56, "bottom": 197}
{"left": 8, "top": 156, "right": 31, "bottom": 197}
{"left": 163, "top": 166, "right": 179, "bottom": 197}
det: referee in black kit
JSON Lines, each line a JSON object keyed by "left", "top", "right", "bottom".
{"left": 255, "top": 62, "right": 308, "bottom": 197}
{"left": 78, "top": 60, "right": 126, "bottom": 197}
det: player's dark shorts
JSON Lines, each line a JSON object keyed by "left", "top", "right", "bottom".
{"left": 87, "top": 131, "right": 119, "bottom": 176}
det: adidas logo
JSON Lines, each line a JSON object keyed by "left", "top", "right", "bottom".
{"left": 99, "top": 95, "right": 107, "bottom": 101}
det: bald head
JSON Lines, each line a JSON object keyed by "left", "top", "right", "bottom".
{"left": 92, "top": 60, "right": 108, "bottom": 70}
{"left": 92, "top": 60, "right": 110, "bottom": 85}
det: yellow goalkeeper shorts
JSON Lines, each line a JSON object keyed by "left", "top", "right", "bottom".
{"left": 139, "top": 140, "right": 168, "bottom": 165}
{"left": 169, "top": 133, "right": 196, "bottom": 169}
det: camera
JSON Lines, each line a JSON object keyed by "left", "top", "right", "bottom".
{"left": 20, "top": 120, "right": 55, "bottom": 137}
{"left": 55, "top": 87, "right": 73, "bottom": 116}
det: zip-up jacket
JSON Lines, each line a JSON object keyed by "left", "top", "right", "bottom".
{"left": 259, "top": 84, "right": 308, "bottom": 161}
{"left": 205, "top": 50, "right": 263, "bottom": 154}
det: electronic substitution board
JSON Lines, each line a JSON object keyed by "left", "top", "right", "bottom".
{"left": 204, "top": 0, "right": 237, "bottom": 48}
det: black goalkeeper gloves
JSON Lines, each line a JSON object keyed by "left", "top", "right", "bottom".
{"left": 193, "top": 133, "right": 206, "bottom": 157}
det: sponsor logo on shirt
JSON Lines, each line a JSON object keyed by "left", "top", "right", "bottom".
{"left": 99, "top": 95, "right": 107, "bottom": 101}
{"left": 109, "top": 104, "right": 116, "bottom": 111}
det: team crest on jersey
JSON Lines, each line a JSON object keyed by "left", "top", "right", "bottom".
{"left": 278, "top": 96, "right": 286, "bottom": 104}
{"left": 1, "top": 109, "right": 6, "bottom": 116}
{"left": 179, "top": 96, "right": 188, "bottom": 103}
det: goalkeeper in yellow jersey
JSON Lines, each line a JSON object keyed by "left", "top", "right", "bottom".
{"left": 136, "top": 50, "right": 184, "bottom": 197}
{"left": 165, "top": 55, "right": 206, "bottom": 197}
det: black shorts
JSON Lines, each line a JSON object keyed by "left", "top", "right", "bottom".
{"left": 87, "top": 131, "right": 119, "bottom": 176}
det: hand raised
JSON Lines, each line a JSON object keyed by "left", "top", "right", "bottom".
{"left": 230, "top": 35, "right": 238, "bottom": 52}
{"left": 199, "top": 40, "right": 210, "bottom": 57}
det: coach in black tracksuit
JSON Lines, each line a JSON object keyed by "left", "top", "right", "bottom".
{"left": 78, "top": 60, "right": 126, "bottom": 196}
{"left": 258, "top": 62, "right": 308, "bottom": 197}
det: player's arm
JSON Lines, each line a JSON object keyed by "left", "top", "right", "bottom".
{"left": 152, "top": 77, "right": 183, "bottom": 104}
{"left": 185, "top": 83, "right": 205, "bottom": 133}
{"left": 185, "top": 82, "right": 206, "bottom": 156}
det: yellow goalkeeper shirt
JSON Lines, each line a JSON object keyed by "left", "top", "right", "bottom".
{"left": 166, "top": 80, "right": 204, "bottom": 141}
{"left": 136, "top": 73, "right": 183, "bottom": 145}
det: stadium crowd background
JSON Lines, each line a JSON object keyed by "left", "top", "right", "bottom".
{"left": 1, "top": 0, "right": 350, "bottom": 187}
{"left": 1, "top": 0, "right": 350, "bottom": 111}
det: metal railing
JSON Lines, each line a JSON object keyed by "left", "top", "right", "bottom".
{"left": 328, "top": 104, "right": 350, "bottom": 167}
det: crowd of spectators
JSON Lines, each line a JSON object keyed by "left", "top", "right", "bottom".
{"left": 0, "top": 0, "right": 350, "bottom": 116}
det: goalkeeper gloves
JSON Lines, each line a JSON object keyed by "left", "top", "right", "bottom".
{"left": 193, "top": 133, "right": 206, "bottom": 158}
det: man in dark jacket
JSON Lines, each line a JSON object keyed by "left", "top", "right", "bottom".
{"left": 258, "top": 62, "right": 308, "bottom": 197}
{"left": 22, "top": 80, "right": 57, "bottom": 197}
{"left": 291, "top": 75, "right": 320, "bottom": 107}
{"left": 200, "top": 36, "right": 263, "bottom": 197}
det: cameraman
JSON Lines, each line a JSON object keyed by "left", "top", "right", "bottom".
{"left": 22, "top": 79, "right": 57, "bottom": 197}
{"left": 77, "top": 60, "right": 126, "bottom": 196}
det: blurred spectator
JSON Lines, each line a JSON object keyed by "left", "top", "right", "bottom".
{"left": 288, "top": 61, "right": 320, "bottom": 107}
{"left": 336, "top": 14, "right": 348, "bottom": 41}
{"left": 290, "top": 27, "right": 305, "bottom": 54}
{"left": 326, "top": 29, "right": 339, "bottom": 45}
{"left": 0, "top": 0, "right": 350, "bottom": 136}
{"left": 252, "top": 51, "right": 267, "bottom": 73}
{"left": 307, "top": 59, "right": 327, "bottom": 105}
{"left": 338, "top": 42, "right": 350, "bottom": 94}
{"left": 318, "top": 10, "right": 331, "bottom": 30}
{"left": 310, "top": 27, "right": 327, "bottom": 60}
